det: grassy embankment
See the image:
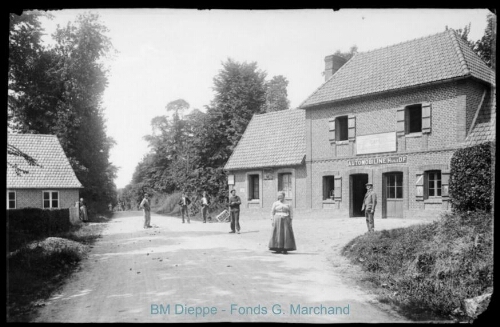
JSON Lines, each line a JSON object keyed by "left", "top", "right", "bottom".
{"left": 342, "top": 210, "right": 493, "bottom": 321}
{"left": 7, "top": 213, "right": 111, "bottom": 322}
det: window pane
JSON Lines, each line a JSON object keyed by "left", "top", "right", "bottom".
{"left": 52, "top": 192, "right": 58, "bottom": 200}
{"left": 407, "top": 105, "right": 422, "bottom": 133}
{"left": 44, "top": 200, "right": 50, "bottom": 208}
{"left": 52, "top": 200, "right": 58, "bottom": 208}
{"left": 389, "top": 186, "right": 395, "bottom": 198}
{"left": 396, "top": 186, "right": 403, "bottom": 198}
{"left": 336, "top": 116, "right": 348, "bottom": 141}
{"left": 44, "top": 192, "right": 50, "bottom": 200}
{"left": 9, "top": 192, "right": 15, "bottom": 200}
{"left": 396, "top": 174, "right": 402, "bottom": 187}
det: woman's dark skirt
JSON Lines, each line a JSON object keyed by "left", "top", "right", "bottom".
{"left": 269, "top": 215, "right": 296, "bottom": 251}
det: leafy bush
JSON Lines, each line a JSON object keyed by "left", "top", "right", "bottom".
{"left": 449, "top": 142, "right": 492, "bottom": 212}
{"left": 342, "top": 210, "right": 493, "bottom": 320}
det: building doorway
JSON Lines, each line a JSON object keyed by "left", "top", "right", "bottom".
{"left": 350, "top": 174, "right": 368, "bottom": 217}
{"left": 383, "top": 172, "right": 403, "bottom": 218}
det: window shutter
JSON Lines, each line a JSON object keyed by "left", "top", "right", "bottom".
{"left": 396, "top": 107, "right": 405, "bottom": 136}
{"left": 415, "top": 172, "right": 424, "bottom": 200}
{"left": 334, "top": 176, "right": 342, "bottom": 200}
{"left": 328, "top": 118, "right": 336, "bottom": 143}
{"left": 422, "top": 102, "right": 431, "bottom": 134}
{"left": 441, "top": 171, "right": 450, "bottom": 197}
{"left": 348, "top": 115, "right": 356, "bottom": 141}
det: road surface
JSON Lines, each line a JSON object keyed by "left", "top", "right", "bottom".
{"left": 32, "top": 211, "right": 429, "bottom": 323}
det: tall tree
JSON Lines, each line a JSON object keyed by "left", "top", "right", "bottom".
{"left": 264, "top": 75, "right": 290, "bottom": 112}
{"left": 8, "top": 11, "right": 118, "bottom": 212}
{"left": 475, "top": 14, "right": 495, "bottom": 68}
{"left": 333, "top": 45, "right": 358, "bottom": 61}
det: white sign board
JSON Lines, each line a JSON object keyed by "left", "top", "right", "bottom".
{"left": 227, "top": 174, "right": 235, "bottom": 185}
{"left": 356, "top": 132, "right": 396, "bottom": 155}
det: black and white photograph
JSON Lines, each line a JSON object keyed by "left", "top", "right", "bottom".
{"left": 7, "top": 8, "right": 495, "bottom": 323}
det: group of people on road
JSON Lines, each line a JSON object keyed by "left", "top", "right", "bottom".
{"left": 137, "top": 181, "right": 377, "bottom": 253}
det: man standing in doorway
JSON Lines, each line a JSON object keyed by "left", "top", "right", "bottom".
{"left": 361, "top": 182, "right": 377, "bottom": 232}
{"left": 228, "top": 189, "right": 241, "bottom": 234}
{"left": 178, "top": 192, "right": 191, "bottom": 224}
{"left": 139, "top": 193, "right": 151, "bottom": 229}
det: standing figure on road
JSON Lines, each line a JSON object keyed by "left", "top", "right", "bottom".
{"left": 228, "top": 189, "right": 241, "bottom": 234}
{"left": 139, "top": 193, "right": 151, "bottom": 229}
{"left": 178, "top": 192, "right": 191, "bottom": 224}
{"left": 201, "top": 191, "right": 210, "bottom": 223}
{"left": 361, "top": 182, "right": 377, "bottom": 232}
{"left": 269, "top": 191, "right": 296, "bottom": 254}
{"left": 79, "top": 198, "right": 89, "bottom": 222}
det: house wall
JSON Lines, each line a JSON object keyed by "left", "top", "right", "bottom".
{"left": 228, "top": 165, "right": 307, "bottom": 217}
{"left": 7, "top": 188, "right": 80, "bottom": 209}
{"left": 304, "top": 79, "right": 489, "bottom": 219}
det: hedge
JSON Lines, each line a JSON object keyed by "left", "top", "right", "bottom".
{"left": 7, "top": 208, "right": 72, "bottom": 237}
{"left": 449, "top": 142, "right": 492, "bottom": 212}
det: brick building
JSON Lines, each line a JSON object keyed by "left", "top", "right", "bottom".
{"left": 7, "top": 134, "right": 83, "bottom": 210}
{"left": 225, "top": 29, "right": 495, "bottom": 219}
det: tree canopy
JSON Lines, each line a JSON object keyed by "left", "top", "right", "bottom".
{"left": 8, "top": 11, "right": 118, "bottom": 212}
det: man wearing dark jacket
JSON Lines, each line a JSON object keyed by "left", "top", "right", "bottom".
{"left": 228, "top": 189, "right": 242, "bottom": 234}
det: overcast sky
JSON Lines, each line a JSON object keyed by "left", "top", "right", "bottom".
{"left": 35, "top": 8, "right": 491, "bottom": 189}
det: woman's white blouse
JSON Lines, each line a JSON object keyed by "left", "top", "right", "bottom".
{"left": 271, "top": 200, "right": 292, "bottom": 219}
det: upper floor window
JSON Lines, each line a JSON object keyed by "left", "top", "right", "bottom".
{"left": 426, "top": 170, "right": 442, "bottom": 198}
{"left": 43, "top": 191, "right": 59, "bottom": 209}
{"left": 7, "top": 191, "right": 16, "bottom": 209}
{"left": 336, "top": 116, "right": 348, "bottom": 141}
{"left": 405, "top": 104, "right": 422, "bottom": 134}
{"left": 249, "top": 175, "right": 259, "bottom": 200}
{"left": 278, "top": 173, "right": 292, "bottom": 198}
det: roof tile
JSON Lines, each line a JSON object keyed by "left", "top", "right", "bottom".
{"left": 224, "top": 109, "right": 305, "bottom": 170}
{"left": 7, "top": 134, "right": 83, "bottom": 189}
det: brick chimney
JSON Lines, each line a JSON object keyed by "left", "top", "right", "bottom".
{"left": 324, "top": 55, "right": 347, "bottom": 81}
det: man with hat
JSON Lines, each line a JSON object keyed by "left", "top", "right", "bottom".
{"left": 361, "top": 182, "right": 377, "bottom": 232}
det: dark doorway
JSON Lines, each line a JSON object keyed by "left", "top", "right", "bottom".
{"left": 350, "top": 174, "right": 368, "bottom": 217}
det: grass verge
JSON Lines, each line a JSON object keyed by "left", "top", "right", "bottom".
{"left": 6, "top": 215, "right": 109, "bottom": 322}
{"left": 341, "top": 210, "right": 493, "bottom": 322}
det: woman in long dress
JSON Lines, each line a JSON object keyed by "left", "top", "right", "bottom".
{"left": 269, "top": 191, "right": 296, "bottom": 254}
{"left": 79, "top": 198, "right": 88, "bottom": 222}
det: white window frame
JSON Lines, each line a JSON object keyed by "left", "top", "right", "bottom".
{"left": 7, "top": 191, "right": 16, "bottom": 209}
{"left": 426, "top": 170, "right": 442, "bottom": 199}
{"left": 43, "top": 190, "right": 60, "bottom": 209}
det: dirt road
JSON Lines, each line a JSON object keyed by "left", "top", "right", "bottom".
{"left": 33, "top": 211, "right": 432, "bottom": 323}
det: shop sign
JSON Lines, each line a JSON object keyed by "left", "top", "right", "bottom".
{"left": 348, "top": 155, "right": 407, "bottom": 166}
{"left": 357, "top": 132, "right": 396, "bottom": 155}
{"left": 263, "top": 169, "right": 273, "bottom": 180}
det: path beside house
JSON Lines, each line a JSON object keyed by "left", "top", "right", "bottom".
{"left": 32, "top": 211, "right": 434, "bottom": 323}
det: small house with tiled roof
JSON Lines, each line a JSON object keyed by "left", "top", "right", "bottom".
{"left": 224, "top": 109, "right": 307, "bottom": 209}
{"left": 226, "top": 29, "right": 495, "bottom": 218}
{"left": 7, "top": 133, "right": 83, "bottom": 210}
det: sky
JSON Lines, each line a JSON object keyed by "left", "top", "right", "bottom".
{"left": 34, "top": 8, "right": 492, "bottom": 189}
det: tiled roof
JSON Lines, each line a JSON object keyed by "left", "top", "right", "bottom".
{"left": 224, "top": 109, "right": 305, "bottom": 170}
{"left": 7, "top": 134, "right": 83, "bottom": 188}
{"left": 464, "top": 89, "right": 496, "bottom": 147}
{"left": 300, "top": 29, "right": 494, "bottom": 108}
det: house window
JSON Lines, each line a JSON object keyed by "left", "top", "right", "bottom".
{"left": 43, "top": 191, "right": 59, "bottom": 209}
{"left": 405, "top": 104, "right": 422, "bottom": 134}
{"left": 336, "top": 116, "right": 348, "bottom": 141}
{"left": 323, "top": 176, "right": 335, "bottom": 200}
{"left": 278, "top": 173, "right": 292, "bottom": 198}
{"left": 7, "top": 191, "right": 16, "bottom": 209}
{"left": 426, "top": 171, "right": 442, "bottom": 198}
{"left": 249, "top": 175, "right": 259, "bottom": 200}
